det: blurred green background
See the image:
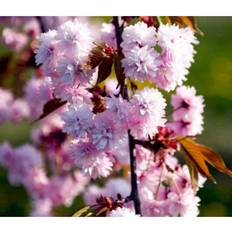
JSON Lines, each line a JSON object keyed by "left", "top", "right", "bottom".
{"left": 0, "top": 17, "right": 232, "bottom": 216}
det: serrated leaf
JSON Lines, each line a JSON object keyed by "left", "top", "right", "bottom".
{"left": 36, "top": 98, "right": 67, "bottom": 121}
{"left": 179, "top": 137, "right": 232, "bottom": 187}
{"left": 72, "top": 206, "right": 91, "bottom": 217}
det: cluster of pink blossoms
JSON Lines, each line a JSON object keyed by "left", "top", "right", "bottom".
{"left": 0, "top": 115, "right": 89, "bottom": 216}
{"left": 0, "top": 88, "right": 29, "bottom": 123}
{"left": 121, "top": 22, "right": 198, "bottom": 91}
{"left": 0, "top": 17, "right": 206, "bottom": 217}
{"left": 0, "top": 17, "right": 77, "bottom": 52}
{"left": 167, "top": 86, "right": 204, "bottom": 136}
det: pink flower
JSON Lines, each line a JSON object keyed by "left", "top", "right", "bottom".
{"left": 57, "top": 19, "right": 93, "bottom": 49}
{"left": 104, "top": 178, "right": 131, "bottom": 200}
{"left": 35, "top": 29, "right": 58, "bottom": 66}
{"left": 121, "top": 22, "right": 157, "bottom": 52}
{"left": 23, "top": 18, "right": 40, "bottom": 37}
{"left": 171, "top": 86, "right": 204, "bottom": 117}
{"left": 167, "top": 114, "right": 204, "bottom": 137}
{"left": 152, "top": 24, "right": 198, "bottom": 91}
{"left": 62, "top": 103, "right": 94, "bottom": 140}
{"left": 54, "top": 83, "right": 93, "bottom": 104}
{"left": 30, "top": 198, "right": 53, "bottom": 216}
{"left": 84, "top": 185, "right": 104, "bottom": 205}
{"left": 84, "top": 178, "right": 130, "bottom": 206}
{"left": 100, "top": 23, "right": 116, "bottom": 48}
{"left": 135, "top": 146, "right": 204, "bottom": 216}
{"left": 128, "top": 87, "right": 166, "bottom": 139}
{"left": 122, "top": 46, "right": 160, "bottom": 82}
{"left": 46, "top": 171, "right": 89, "bottom": 207}
{"left": 0, "top": 88, "right": 14, "bottom": 123}
{"left": 10, "top": 99, "right": 30, "bottom": 122}
{"left": 71, "top": 142, "right": 113, "bottom": 179}
{"left": 24, "top": 76, "right": 53, "bottom": 118}
{"left": 2, "top": 28, "right": 28, "bottom": 51}
{"left": 91, "top": 112, "right": 120, "bottom": 150}
{"left": 0, "top": 143, "right": 43, "bottom": 186}
{"left": 105, "top": 95, "right": 130, "bottom": 132}
{"left": 167, "top": 86, "right": 204, "bottom": 136}
{"left": 104, "top": 78, "right": 120, "bottom": 95}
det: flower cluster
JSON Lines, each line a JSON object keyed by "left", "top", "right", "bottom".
{"left": 121, "top": 22, "right": 198, "bottom": 91}
{"left": 35, "top": 19, "right": 97, "bottom": 102}
{"left": 167, "top": 86, "right": 204, "bottom": 136}
{"left": 0, "top": 17, "right": 209, "bottom": 217}
{"left": 0, "top": 136, "right": 89, "bottom": 216}
{"left": 135, "top": 144, "right": 205, "bottom": 216}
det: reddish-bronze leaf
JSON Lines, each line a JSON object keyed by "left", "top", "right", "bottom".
{"left": 196, "top": 143, "right": 232, "bottom": 177}
{"left": 179, "top": 16, "right": 203, "bottom": 35}
{"left": 179, "top": 137, "right": 232, "bottom": 187}
{"left": 180, "top": 137, "right": 215, "bottom": 183}
{"left": 85, "top": 44, "right": 115, "bottom": 85}
{"left": 139, "top": 16, "right": 155, "bottom": 27}
{"left": 97, "top": 57, "right": 113, "bottom": 84}
{"left": 183, "top": 153, "right": 199, "bottom": 190}
{"left": 86, "top": 46, "right": 105, "bottom": 69}
{"left": 166, "top": 16, "right": 203, "bottom": 35}
{"left": 36, "top": 98, "right": 67, "bottom": 121}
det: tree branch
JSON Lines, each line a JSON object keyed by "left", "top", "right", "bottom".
{"left": 128, "top": 132, "right": 141, "bottom": 214}
{"left": 112, "top": 16, "right": 127, "bottom": 98}
{"left": 112, "top": 16, "right": 141, "bottom": 215}
{"left": 36, "top": 16, "right": 46, "bottom": 33}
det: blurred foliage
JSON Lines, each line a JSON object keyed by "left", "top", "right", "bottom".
{"left": 187, "top": 17, "right": 232, "bottom": 216}
{"left": 0, "top": 16, "right": 232, "bottom": 216}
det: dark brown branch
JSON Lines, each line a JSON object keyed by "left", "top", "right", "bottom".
{"left": 134, "top": 139, "right": 165, "bottom": 154}
{"left": 36, "top": 16, "right": 46, "bottom": 33}
{"left": 112, "top": 16, "right": 127, "bottom": 98}
{"left": 112, "top": 16, "right": 141, "bottom": 215}
{"left": 112, "top": 16, "right": 123, "bottom": 50}
{"left": 128, "top": 132, "right": 141, "bottom": 214}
